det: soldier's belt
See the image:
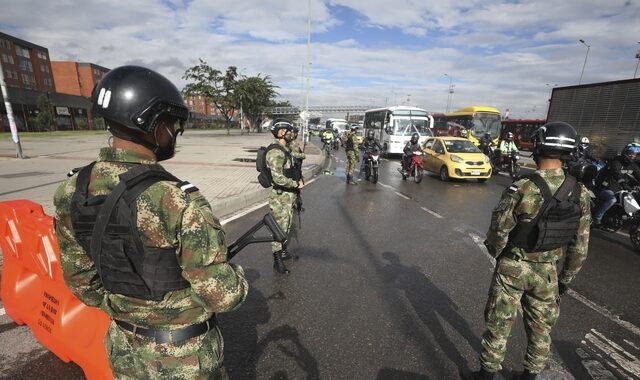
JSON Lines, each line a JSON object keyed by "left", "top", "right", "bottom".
{"left": 501, "top": 251, "right": 554, "bottom": 263}
{"left": 114, "top": 315, "right": 217, "bottom": 344}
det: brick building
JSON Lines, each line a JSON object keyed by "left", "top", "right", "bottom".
{"left": 51, "top": 61, "right": 108, "bottom": 98}
{"left": 0, "top": 31, "right": 95, "bottom": 132}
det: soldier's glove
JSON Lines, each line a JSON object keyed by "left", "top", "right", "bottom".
{"left": 558, "top": 281, "right": 569, "bottom": 297}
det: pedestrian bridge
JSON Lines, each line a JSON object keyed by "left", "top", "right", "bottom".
{"left": 269, "top": 105, "right": 378, "bottom": 115}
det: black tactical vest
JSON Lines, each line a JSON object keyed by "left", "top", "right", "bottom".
{"left": 509, "top": 174, "right": 582, "bottom": 253}
{"left": 70, "top": 162, "right": 190, "bottom": 301}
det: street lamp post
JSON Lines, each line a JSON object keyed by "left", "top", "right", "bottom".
{"left": 579, "top": 39, "right": 590, "bottom": 85}
{"left": 444, "top": 74, "right": 454, "bottom": 113}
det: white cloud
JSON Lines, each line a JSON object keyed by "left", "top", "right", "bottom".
{"left": 1, "top": 0, "right": 639, "bottom": 119}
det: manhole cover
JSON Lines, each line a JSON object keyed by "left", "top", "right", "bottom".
{"left": 0, "top": 171, "right": 51, "bottom": 179}
{"left": 232, "top": 158, "right": 256, "bottom": 163}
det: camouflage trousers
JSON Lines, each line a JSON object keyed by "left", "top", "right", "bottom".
{"left": 105, "top": 320, "right": 227, "bottom": 380}
{"left": 346, "top": 150, "right": 359, "bottom": 178}
{"left": 480, "top": 257, "right": 560, "bottom": 374}
{"left": 269, "top": 189, "right": 297, "bottom": 252}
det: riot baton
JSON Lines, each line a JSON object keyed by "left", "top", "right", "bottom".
{"left": 227, "top": 213, "right": 287, "bottom": 260}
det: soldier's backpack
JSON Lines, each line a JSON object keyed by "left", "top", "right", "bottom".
{"left": 509, "top": 174, "right": 582, "bottom": 252}
{"left": 256, "top": 143, "right": 291, "bottom": 188}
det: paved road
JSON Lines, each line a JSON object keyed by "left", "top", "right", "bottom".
{"left": 1, "top": 147, "right": 639, "bottom": 379}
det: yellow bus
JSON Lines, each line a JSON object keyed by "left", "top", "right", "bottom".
{"left": 445, "top": 106, "right": 502, "bottom": 146}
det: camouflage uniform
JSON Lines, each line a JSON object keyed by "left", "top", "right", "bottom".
{"left": 266, "top": 141, "right": 299, "bottom": 253}
{"left": 288, "top": 139, "right": 306, "bottom": 161}
{"left": 481, "top": 168, "right": 591, "bottom": 374}
{"left": 54, "top": 147, "right": 249, "bottom": 379}
{"left": 345, "top": 131, "right": 360, "bottom": 179}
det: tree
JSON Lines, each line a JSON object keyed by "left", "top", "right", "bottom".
{"left": 182, "top": 60, "right": 239, "bottom": 135}
{"left": 34, "top": 94, "right": 55, "bottom": 132}
{"left": 233, "top": 75, "right": 278, "bottom": 133}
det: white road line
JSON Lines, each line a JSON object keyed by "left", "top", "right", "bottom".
{"left": 467, "top": 232, "right": 496, "bottom": 266}
{"left": 221, "top": 177, "right": 320, "bottom": 226}
{"left": 394, "top": 191, "right": 410, "bottom": 200}
{"left": 0, "top": 307, "right": 5, "bottom": 317}
{"left": 420, "top": 206, "right": 444, "bottom": 219}
{"left": 377, "top": 181, "right": 394, "bottom": 190}
{"left": 585, "top": 329, "right": 640, "bottom": 377}
{"left": 615, "top": 230, "right": 630, "bottom": 238}
{"left": 568, "top": 290, "right": 640, "bottom": 338}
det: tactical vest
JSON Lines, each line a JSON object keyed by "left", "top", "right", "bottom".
{"left": 260, "top": 144, "right": 299, "bottom": 190}
{"left": 509, "top": 174, "right": 582, "bottom": 253}
{"left": 70, "top": 162, "right": 190, "bottom": 301}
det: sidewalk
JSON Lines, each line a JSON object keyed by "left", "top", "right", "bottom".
{"left": 0, "top": 130, "right": 326, "bottom": 218}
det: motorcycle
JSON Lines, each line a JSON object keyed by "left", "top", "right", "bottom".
{"left": 323, "top": 138, "right": 334, "bottom": 156}
{"left": 398, "top": 151, "right": 424, "bottom": 183}
{"left": 590, "top": 186, "right": 640, "bottom": 250}
{"left": 491, "top": 149, "right": 521, "bottom": 179}
{"left": 363, "top": 149, "right": 380, "bottom": 184}
{"left": 332, "top": 138, "right": 340, "bottom": 151}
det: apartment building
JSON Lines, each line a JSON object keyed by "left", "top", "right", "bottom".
{"left": 0, "top": 31, "right": 92, "bottom": 131}
{"left": 51, "top": 61, "right": 109, "bottom": 98}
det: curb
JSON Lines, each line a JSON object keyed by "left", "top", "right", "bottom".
{"left": 213, "top": 159, "right": 327, "bottom": 219}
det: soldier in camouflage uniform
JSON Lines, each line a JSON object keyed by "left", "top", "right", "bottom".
{"left": 288, "top": 126, "right": 306, "bottom": 162}
{"left": 344, "top": 126, "right": 360, "bottom": 185}
{"left": 464, "top": 122, "right": 591, "bottom": 380}
{"left": 53, "top": 66, "right": 248, "bottom": 379}
{"left": 267, "top": 118, "right": 304, "bottom": 274}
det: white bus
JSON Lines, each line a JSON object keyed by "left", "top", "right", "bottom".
{"left": 363, "top": 106, "right": 434, "bottom": 155}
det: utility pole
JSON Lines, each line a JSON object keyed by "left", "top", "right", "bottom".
{"left": 0, "top": 58, "right": 24, "bottom": 158}
{"left": 634, "top": 42, "right": 640, "bottom": 79}
{"left": 303, "top": 0, "right": 312, "bottom": 146}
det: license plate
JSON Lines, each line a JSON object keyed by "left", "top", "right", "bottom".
{"left": 471, "top": 170, "right": 481, "bottom": 175}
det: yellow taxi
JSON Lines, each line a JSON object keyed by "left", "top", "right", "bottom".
{"left": 421, "top": 137, "right": 492, "bottom": 182}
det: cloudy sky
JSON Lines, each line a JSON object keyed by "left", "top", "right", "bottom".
{"left": 1, "top": 0, "right": 639, "bottom": 118}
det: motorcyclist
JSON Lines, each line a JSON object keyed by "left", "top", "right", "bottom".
{"left": 592, "top": 144, "right": 640, "bottom": 227}
{"left": 402, "top": 132, "right": 421, "bottom": 174}
{"left": 479, "top": 133, "right": 493, "bottom": 156}
{"left": 575, "top": 137, "right": 598, "bottom": 162}
{"left": 320, "top": 126, "right": 334, "bottom": 151}
{"left": 498, "top": 132, "right": 519, "bottom": 165}
{"left": 358, "top": 129, "right": 383, "bottom": 180}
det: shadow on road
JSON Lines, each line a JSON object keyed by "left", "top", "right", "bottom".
{"left": 222, "top": 268, "right": 320, "bottom": 380}
{"left": 380, "top": 251, "right": 482, "bottom": 376}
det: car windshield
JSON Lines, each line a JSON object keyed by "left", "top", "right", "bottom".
{"left": 391, "top": 118, "right": 433, "bottom": 136}
{"left": 470, "top": 113, "right": 501, "bottom": 139}
{"left": 444, "top": 139, "right": 481, "bottom": 153}
{"left": 332, "top": 121, "right": 349, "bottom": 131}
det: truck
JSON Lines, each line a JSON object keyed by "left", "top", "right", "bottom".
{"left": 547, "top": 78, "right": 640, "bottom": 159}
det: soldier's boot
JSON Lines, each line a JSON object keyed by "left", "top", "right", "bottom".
{"left": 347, "top": 175, "right": 358, "bottom": 185}
{"left": 460, "top": 368, "right": 495, "bottom": 380}
{"left": 273, "top": 251, "right": 290, "bottom": 274}
{"left": 514, "top": 369, "right": 537, "bottom": 380}
{"left": 281, "top": 249, "right": 299, "bottom": 261}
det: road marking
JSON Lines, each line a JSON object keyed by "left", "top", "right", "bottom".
{"left": 420, "top": 207, "right": 444, "bottom": 219}
{"left": 615, "top": 230, "right": 630, "bottom": 238}
{"left": 576, "top": 347, "right": 616, "bottom": 380}
{"left": 377, "top": 182, "right": 394, "bottom": 190}
{"left": 0, "top": 307, "right": 5, "bottom": 317}
{"left": 394, "top": 191, "right": 410, "bottom": 200}
{"left": 568, "top": 290, "right": 640, "bottom": 337}
{"left": 220, "top": 177, "right": 320, "bottom": 226}
{"left": 584, "top": 329, "right": 640, "bottom": 378}
{"left": 467, "top": 232, "right": 496, "bottom": 266}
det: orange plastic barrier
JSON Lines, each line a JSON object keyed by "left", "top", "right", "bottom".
{"left": 0, "top": 200, "right": 112, "bottom": 380}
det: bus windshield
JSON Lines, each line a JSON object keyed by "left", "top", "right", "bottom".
{"left": 391, "top": 118, "right": 432, "bottom": 136}
{"left": 470, "top": 113, "right": 501, "bottom": 139}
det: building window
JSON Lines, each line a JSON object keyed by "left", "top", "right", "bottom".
{"left": 1, "top": 53, "right": 14, "bottom": 64}
{"left": 43, "top": 77, "right": 52, "bottom": 87}
{"left": 18, "top": 57, "right": 33, "bottom": 72}
{"left": 0, "top": 39, "right": 10, "bottom": 49}
{"left": 40, "top": 64, "right": 50, "bottom": 73}
{"left": 15, "top": 45, "right": 30, "bottom": 58}
{"left": 21, "top": 73, "right": 36, "bottom": 88}
{"left": 37, "top": 51, "right": 48, "bottom": 60}
{"left": 4, "top": 69, "right": 18, "bottom": 80}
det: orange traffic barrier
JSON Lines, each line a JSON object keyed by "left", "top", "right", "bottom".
{"left": 0, "top": 200, "right": 112, "bottom": 380}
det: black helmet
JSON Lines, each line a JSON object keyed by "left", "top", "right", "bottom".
{"left": 533, "top": 122, "right": 577, "bottom": 155}
{"left": 92, "top": 65, "right": 188, "bottom": 134}
{"left": 621, "top": 144, "right": 640, "bottom": 164}
{"left": 366, "top": 129, "right": 375, "bottom": 140}
{"left": 569, "top": 162, "right": 598, "bottom": 185}
{"left": 410, "top": 132, "right": 419, "bottom": 143}
{"left": 484, "top": 133, "right": 491, "bottom": 139}
{"left": 270, "top": 118, "right": 294, "bottom": 137}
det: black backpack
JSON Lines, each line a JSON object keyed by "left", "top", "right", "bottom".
{"left": 256, "top": 144, "right": 290, "bottom": 188}
{"left": 509, "top": 174, "right": 582, "bottom": 252}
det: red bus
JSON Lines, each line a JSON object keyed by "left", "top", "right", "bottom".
{"left": 500, "top": 119, "right": 546, "bottom": 151}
